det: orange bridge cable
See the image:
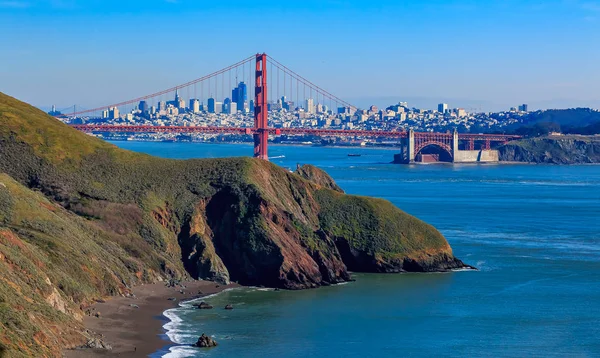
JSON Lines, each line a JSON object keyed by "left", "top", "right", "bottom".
{"left": 68, "top": 55, "right": 256, "bottom": 116}
{"left": 268, "top": 57, "right": 358, "bottom": 111}
{"left": 270, "top": 61, "right": 356, "bottom": 112}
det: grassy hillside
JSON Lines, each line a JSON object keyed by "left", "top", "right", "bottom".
{"left": 0, "top": 92, "right": 467, "bottom": 356}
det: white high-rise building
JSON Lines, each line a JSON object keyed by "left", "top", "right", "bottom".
{"left": 191, "top": 99, "right": 200, "bottom": 113}
{"left": 305, "top": 98, "right": 315, "bottom": 114}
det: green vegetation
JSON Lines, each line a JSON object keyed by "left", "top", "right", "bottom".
{"left": 509, "top": 109, "right": 600, "bottom": 137}
{"left": 499, "top": 136, "right": 600, "bottom": 164}
{"left": 0, "top": 91, "right": 464, "bottom": 356}
{"left": 315, "top": 190, "right": 450, "bottom": 262}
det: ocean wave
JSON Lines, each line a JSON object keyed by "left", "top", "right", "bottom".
{"left": 163, "top": 345, "right": 202, "bottom": 358}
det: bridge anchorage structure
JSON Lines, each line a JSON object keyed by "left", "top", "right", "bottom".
{"left": 62, "top": 52, "right": 521, "bottom": 163}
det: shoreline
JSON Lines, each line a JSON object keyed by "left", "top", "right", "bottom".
{"left": 63, "top": 280, "right": 239, "bottom": 358}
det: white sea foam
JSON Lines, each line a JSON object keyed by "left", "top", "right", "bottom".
{"left": 163, "top": 345, "right": 202, "bottom": 358}
{"left": 162, "top": 287, "right": 242, "bottom": 350}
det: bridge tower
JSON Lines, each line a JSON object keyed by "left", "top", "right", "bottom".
{"left": 254, "top": 53, "right": 269, "bottom": 160}
{"left": 407, "top": 129, "right": 415, "bottom": 162}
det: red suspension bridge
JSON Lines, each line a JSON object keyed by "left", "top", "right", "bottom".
{"left": 63, "top": 53, "right": 520, "bottom": 163}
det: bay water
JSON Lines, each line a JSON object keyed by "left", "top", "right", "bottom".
{"left": 110, "top": 142, "right": 600, "bottom": 357}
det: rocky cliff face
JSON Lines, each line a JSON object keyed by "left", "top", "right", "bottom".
{"left": 499, "top": 136, "right": 600, "bottom": 164}
{"left": 0, "top": 92, "right": 469, "bottom": 356}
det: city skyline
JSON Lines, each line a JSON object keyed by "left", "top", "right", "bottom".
{"left": 1, "top": 0, "right": 600, "bottom": 111}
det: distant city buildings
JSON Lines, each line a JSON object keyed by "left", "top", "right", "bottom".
{"left": 58, "top": 79, "right": 537, "bottom": 143}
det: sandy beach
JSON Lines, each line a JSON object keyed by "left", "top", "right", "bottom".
{"left": 64, "top": 280, "right": 239, "bottom": 358}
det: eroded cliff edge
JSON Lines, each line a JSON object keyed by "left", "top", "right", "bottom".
{"left": 499, "top": 136, "right": 600, "bottom": 164}
{"left": 0, "top": 92, "right": 468, "bottom": 357}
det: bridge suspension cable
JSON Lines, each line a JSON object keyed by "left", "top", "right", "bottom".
{"left": 268, "top": 56, "right": 358, "bottom": 112}
{"left": 67, "top": 54, "right": 256, "bottom": 116}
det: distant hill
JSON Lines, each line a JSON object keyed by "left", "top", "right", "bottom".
{"left": 507, "top": 108, "right": 600, "bottom": 137}
{"left": 522, "top": 108, "right": 600, "bottom": 127}
{"left": 0, "top": 92, "right": 467, "bottom": 357}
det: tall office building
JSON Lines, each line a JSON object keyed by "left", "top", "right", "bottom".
{"left": 208, "top": 98, "right": 216, "bottom": 113}
{"left": 138, "top": 100, "right": 148, "bottom": 113}
{"left": 158, "top": 101, "right": 166, "bottom": 111}
{"left": 190, "top": 99, "right": 200, "bottom": 113}
{"left": 223, "top": 98, "right": 232, "bottom": 114}
{"left": 232, "top": 82, "right": 247, "bottom": 112}
{"left": 438, "top": 103, "right": 448, "bottom": 113}
{"left": 215, "top": 102, "right": 223, "bottom": 114}
{"left": 109, "top": 107, "right": 119, "bottom": 119}
{"left": 518, "top": 104, "right": 529, "bottom": 112}
{"left": 174, "top": 89, "right": 180, "bottom": 106}
{"left": 305, "top": 98, "right": 315, "bottom": 114}
{"left": 230, "top": 102, "right": 237, "bottom": 114}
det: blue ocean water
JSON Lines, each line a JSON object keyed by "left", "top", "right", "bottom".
{"left": 110, "top": 142, "right": 600, "bottom": 358}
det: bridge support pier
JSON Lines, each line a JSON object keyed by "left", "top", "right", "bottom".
{"left": 395, "top": 129, "right": 415, "bottom": 163}
{"left": 254, "top": 53, "right": 269, "bottom": 160}
{"left": 452, "top": 129, "right": 459, "bottom": 161}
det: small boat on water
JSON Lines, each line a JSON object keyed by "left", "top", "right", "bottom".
{"left": 347, "top": 154, "right": 362, "bottom": 157}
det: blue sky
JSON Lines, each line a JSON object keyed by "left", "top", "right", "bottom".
{"left": 1, "top": 0, "right": 599, "bottom": 111}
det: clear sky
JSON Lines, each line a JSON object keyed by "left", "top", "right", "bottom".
{"left": 1, "top": 0, "right": 599, "bottom": 112}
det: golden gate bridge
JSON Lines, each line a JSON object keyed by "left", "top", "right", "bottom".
{"left": 62, "top": 53, "right": 520, "bottom": 162}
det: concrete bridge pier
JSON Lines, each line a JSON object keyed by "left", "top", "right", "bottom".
{"left": 394, "top": 129, "right": 415, "bottom": 163}
{"left": 452, "top": 129, "right": 459, "bottom": 159}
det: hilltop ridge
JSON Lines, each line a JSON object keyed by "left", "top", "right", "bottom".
{"left": 0, "top": 92, "right": 468, "bottom": 357}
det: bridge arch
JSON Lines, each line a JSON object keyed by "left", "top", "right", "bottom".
{"left": 414, "top": 142, "right": 453, "bottom": 162}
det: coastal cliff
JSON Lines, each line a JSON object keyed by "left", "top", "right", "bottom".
{"left": 499, "top": 136, "right": 600, "bottom": 164}
{"left": 0, "top": 92, "right": 468, "bottom": 357}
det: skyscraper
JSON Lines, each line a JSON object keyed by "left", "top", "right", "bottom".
{"left": 138, "top": 101, "right": 148, "bottom": 113}
{"left": 438, "top": 103, "right": 448, "bottom": 113}
{"left": 174, "top": 89, "right": 180, "bottom": 105}
{"left": 305, "top": 98, "right": 315, "bottom": 114}
{"left": 223, "top": 98, "right": 232, "bottom": 114}
{"left": 190, "top": 99, "right": 200, "bottom": 113}
{"left": 109, "top": 107, "right": 119, "bottom": 119}
{"left": 208, "top": 98, "right": 215, "bottom": 113}
{"left": 232, "top": 82, "right": 247, "bottom": 113}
